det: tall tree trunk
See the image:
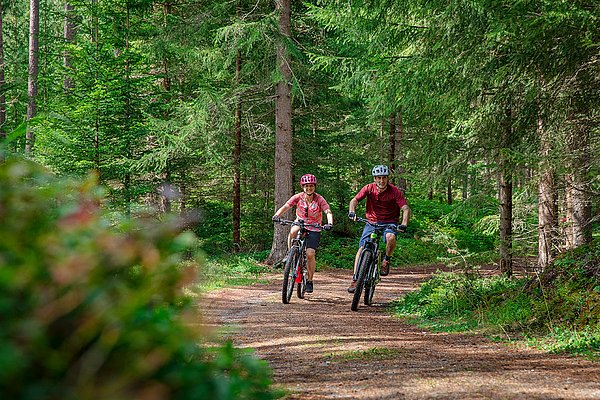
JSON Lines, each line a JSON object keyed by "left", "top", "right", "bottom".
{"left": 268, "top": 0, "right": 293, "bottom": 264}
{"left": 0, "top": 0, "right": 6, "bottom": 140}
{"left": 565, "top": 119, "right": 592, "bottom": 248}
{"left": 447, "top": 177, "right": 453, "bottom": 205}
{"left": 233, "top": 48, "right": 242, "bottom": 252}
{"left": 90, "top": 0, "right": 100, "bottom": 176}
{"left": 180, "top": 182, "right": 186, "bottom": 213}
{"left": 498, "top": 108, "right": 513, "bottom": 277}
{"left": 537, "top": 116, "right": 557, "bottom": 271}
{"left": 379, "top": 119, "right": 385, "bottom": 162}
{"left": 160, "top": 1, "right": 172, "bottom": 213}
{"left": 41, "top": 0, "right": 47, "bottom": 108}
{"left": 124, "top": 3, "right": 131, "bottom": 216}
{"left": 388, "top": 112, "right": 396, "bottom": 185}
{"left": 63, "top": 2, "right": 75, "bottom": 90}
{"left": 26, "top": 0, "right": 40, "bottom": 154}
{"left": 461, "top": 167, "right": 468, "bottom": 200}
{"left": 162, "top": 2, "right": 171, "bottom": 91}
{"left": 160, "top": 171, "right": 172, "bottom": 213}
{"left": 395, "top": 110, "right": 407, "bottom": 192}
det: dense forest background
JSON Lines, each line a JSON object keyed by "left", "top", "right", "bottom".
{"left": 1, "top": 0, "right": 598, "bottom": 269}
{"left": 1, "top": 1, "right": 599, "bottom": 396}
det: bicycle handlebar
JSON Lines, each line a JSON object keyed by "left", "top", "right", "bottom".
{"left": 275, "top": 219, "right": 325, "bottom": 231}
{"left": 353, "top": 216, "right": 399, "bottom": 232}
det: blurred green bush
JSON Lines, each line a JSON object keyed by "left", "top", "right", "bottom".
{"left": 0, "top": 156, "right": 277, "bottom": 400}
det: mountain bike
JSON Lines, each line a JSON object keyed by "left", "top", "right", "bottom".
{"left": 350, "top": 216, "right": 398, "bottom": 311}
{"left": 275, "top": 219, "right": 324, "bottom": 304}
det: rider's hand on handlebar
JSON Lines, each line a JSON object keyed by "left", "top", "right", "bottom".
{"left": 348, "top": 211, "right": 356, "bottom": 220}
{"left": 323, "top": 223, "right": 333, "bottom": 231}
{"left": 272, "top": 215, "right": 281, "bottom": 223}
{"left": 398, "top": 224, "right": 407, "bottom": 233}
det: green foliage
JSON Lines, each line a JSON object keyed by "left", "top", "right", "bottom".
{"left": 317, "top": 234, "right": 357, "bottom": 270}
{"left": 526, "top": 327, "right": 600, "bottom": 359}
{"left": 197, "top": 253, "right": 272, "bottom": 291}
{"left": 0, "top": 157, "right": 278, "bottom": 400}
{"left": 403, "top": 196, "right": 496, "bottom": 267}
{"left": 390, "top": 240, "right": 600, "bottom": 358}
{"left": 193, "top": 200, "right": 236, "bottom": 253}
{"left": 390, "top": 270, "right": 529, "bottom": 331}
{"left": 191, "top": 195, "right": 496, "bottom": 269}
{"left": 192, "top": 200, "right": 273, "bottom": 254}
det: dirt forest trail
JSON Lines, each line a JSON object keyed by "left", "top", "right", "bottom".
{"left": 200, "top": 266, "right": 600, "bottom": 400}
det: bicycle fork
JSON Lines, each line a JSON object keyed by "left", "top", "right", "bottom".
{"left": 294, "top": 253, "right": 305, "bottom": 283}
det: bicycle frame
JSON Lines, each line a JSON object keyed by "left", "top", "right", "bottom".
{"left": 351, "top": 217, "right": 397, "bottom": 311}
{"left": 290, "top": 231, "right": 308, "bottom": 284}
{"left": 277, "top": 219, "right": 324, "bottom": 304}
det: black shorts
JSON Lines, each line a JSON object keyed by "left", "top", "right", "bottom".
{"left": 304, "top": 230, "right": 321, "bottom": 250}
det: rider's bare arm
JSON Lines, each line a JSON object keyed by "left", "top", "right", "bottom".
{"left": 348, "top": 197, "right": 359, "bottom": 220}
{"left": 274, "top": 203, "right": 291, "bottom": 218}
{"left": 401, "top": 204, "right": 411, "bottom": 226}
{"left": 324, "top": 208, "right": 334, "bottom": 225}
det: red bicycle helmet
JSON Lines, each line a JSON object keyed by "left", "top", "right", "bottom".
{"left": 299, "top": 174, "right": 317, "bottom": 185}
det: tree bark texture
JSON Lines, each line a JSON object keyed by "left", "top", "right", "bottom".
{"left": 388, "top": 112, "right": 396, "bottom": 185}
{"left": 498, "top": 108, "right": 513, "bottom": 276}
{"left": 160, "top": 170, "right": 172, "bottom": 213}
{"left": 379, "top": 119, "right": 385, "bottom": 162}
{"left": 395, "top": 110, "right": 407, "bottom": 192}
{"left": 92, "top": 0, "right": 100, "bottom": 177}
{"left": 26, "top": 0, "right": 40, "bottom": 154}
{"left": 537, "top": 116, "right": 557, "bottom": 271}
{"left": 565, "top": 122, "right": 592, "bottom": 248}
{"left": 269, "top": 0, "right": 293, "bottom": 264}
{"left": 159, "top": 1, "right": 172, "bottom": 213}
{"left": 161, "top": 1, "right": 171, "bottom": 91}
{"left": 233, "top": 49, "right": 242, "bottom": 252}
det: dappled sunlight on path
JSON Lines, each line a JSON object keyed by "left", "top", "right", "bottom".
{"left": 201, "top": 267, "right": 600, "bottom": 400}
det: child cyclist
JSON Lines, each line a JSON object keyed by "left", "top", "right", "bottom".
{"left": 272, "top": 174, "right": 333, "bottom": 293}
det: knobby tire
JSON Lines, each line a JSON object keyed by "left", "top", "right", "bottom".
{"left": 351, "top": 250, "right": 372, "bottom": 311}
{"left": 282, "top": 247, "right": 299, "bottom": 304}
{"left": 364, "top": 259, "right": 377, "bottom": 306}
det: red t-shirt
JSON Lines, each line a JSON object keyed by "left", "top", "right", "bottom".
{"left": 286, "top": 192, "right": 330, "bottom": 231}
{"left": 354, "top": 183, "right": 407, "bottom": 223}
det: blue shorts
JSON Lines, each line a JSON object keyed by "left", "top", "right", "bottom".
{"left": 359, "top": 224, "right": 397, "bottom": 248}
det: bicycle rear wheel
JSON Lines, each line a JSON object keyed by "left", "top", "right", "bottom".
{"left": 351, "top": 250, "right": 372, "bottom": 311}
{"left": 282, "top": 247, "right": 299, "bottom": 304}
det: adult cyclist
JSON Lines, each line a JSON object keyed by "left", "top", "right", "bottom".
{"left": 272, "top": 174, "right": 334, "bottom": 294}
{"left": 347, "top": 165, "right": 411, "bottom": 293}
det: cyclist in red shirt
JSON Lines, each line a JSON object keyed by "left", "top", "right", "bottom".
{"left": 347, "top": 165, "right": 411, "bottom": 293}
{"left": 272, "top": 174, "right": 333, "bottom": 293}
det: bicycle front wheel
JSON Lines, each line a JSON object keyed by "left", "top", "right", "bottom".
{"left": 351, "top": 250, "right": 372, "bottom": 311}
{"left": 282, "top": 247, "right": 299, "bottom": 304}
{"left": 364, "top": 264, "right": 377, "bottom": 305}
{"left": 297, "top": 265, "right": 306, "bottom": 299}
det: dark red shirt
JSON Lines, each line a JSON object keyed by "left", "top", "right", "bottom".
{"left": 355, "top": 183, "right": 407, "bottom": 223}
